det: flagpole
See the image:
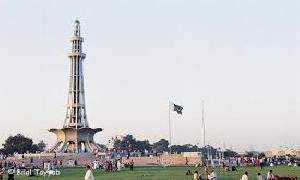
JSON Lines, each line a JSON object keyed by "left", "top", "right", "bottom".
{"left": 169, "top": 101, "right": 172, "bottom": 154}
{"left": 202, "top": 100, "right": 208, "bottom": 161}
{"left": 202, "top": 100, "right": 206, "bottom": 147}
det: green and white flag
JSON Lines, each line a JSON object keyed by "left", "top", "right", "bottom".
{"left": 171, "top": 103, "right": 183, "bottom": 115}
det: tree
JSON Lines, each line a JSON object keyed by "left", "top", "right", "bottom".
{"left": 197, "top": 145, "right": 218, "bottom": 159}
{"left": 223, "top": 150, "right": 238, "bottom": 158}
{"left": 258, "top": 152, "right": 265, "bottom": 159}
{"left": 136, "top": 140, "right": 151, "bottom": 153}
{"left": 32, "top": 144, "right": 38, "bottom": 152}
{"left": 113, "top": 138, "right": 122, "bottom": 150}
{"left": 2, "top": 134, "right": 38, "bottom": 154}
{"left": 37, "top": 141, "right": 46, "bottom": 152}
{"left": 171, "top": 144, "right": 199, "bottom": 153}
{"left": 113, "top": 134, "right": 137, "bottom": 151}
{"left": 152, "top": 139, "right": 169, "bottom": 153}
{"left": 244, "top": 151, "right": 254, "bottom": 157}
{"left": 112, "top": 135, "right": 151, "bottom": 153}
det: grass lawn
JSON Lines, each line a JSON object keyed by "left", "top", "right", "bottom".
{"left": 3, "top": 165, "right": 299, "bottom": 180}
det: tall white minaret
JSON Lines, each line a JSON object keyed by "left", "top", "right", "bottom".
{"left": 49, "top": 20, "right": 102, "bottom": 153}
{"left": 64, "top": 20, "right": 88, "bottom": 129}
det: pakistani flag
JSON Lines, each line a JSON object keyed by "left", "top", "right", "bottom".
{"left": 172, "top": 103, "right": 183, "bottom": 115}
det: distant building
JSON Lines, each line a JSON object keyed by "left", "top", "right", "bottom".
{"left": 265, "top": 148, "right": 300, "bottom": 158}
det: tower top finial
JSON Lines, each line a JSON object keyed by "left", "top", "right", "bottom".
{"left": 73, "top": 19, "right": 80, "bottom": 37}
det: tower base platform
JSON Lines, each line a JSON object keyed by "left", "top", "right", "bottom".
{"left": 49, "top": 127, "right": 103, "bottom": 153}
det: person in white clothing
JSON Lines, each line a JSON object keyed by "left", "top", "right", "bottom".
{"left": 241, "top": 171, "right": 248, "bottom": 180}
{"left": 267, "top": 170, "right": 274, "bottom": 180}
{"left": 117, "top": 159, "right": 121, "bottom": 171}
{"left": 208, "top": 170, "right": 217, "bottom": 180}
{"left": 193, "top": 171, "right": 199, "bottom": 180}
{"left": 257, "top": 173, "right": 264, "bottom": 180}
{"left": 85, "top": 165, "right": 94, "bottom": 180}
{"left": 93, "top": 160, "right": 98, "bottom": 169}
{"left": 47, "top": 161, "right": 51, "bottom": 171}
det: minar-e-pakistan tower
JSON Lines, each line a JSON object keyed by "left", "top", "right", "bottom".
{"left": 49, "top": 20, "right": 102, "bottom": 153}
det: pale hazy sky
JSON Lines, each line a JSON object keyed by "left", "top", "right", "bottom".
{"left": 0, "top": 0, "right": 299, "bottom": 152}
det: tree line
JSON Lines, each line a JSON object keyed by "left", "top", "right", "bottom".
{"left": 109, "top": 134, "right": 239, "bottom": 158}
{"left": 0, "top": 134, "right": 46, "bottom": 155}
{"left": 0, "top": 133, "right": 240, "bottom": 159}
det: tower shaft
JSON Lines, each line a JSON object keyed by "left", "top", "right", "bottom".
{"left": 64, "top": 20, "right": 88, "bottom": 128}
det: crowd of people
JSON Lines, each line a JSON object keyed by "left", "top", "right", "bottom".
{"left": 192, "top": 169, "right": 217, "bottom": 180}
{"left": 0, "top": 156, "right": 64, "bottom": 179}
{"left": 240, "top": 170, "right": 297, "bottom": 180}
{"left": 84, "top": 159, "right": 135, "bottom": 180}
{"left": 187, "top": 157, "right": 299, "bottom": 180}
{"left": 0, "top": 152, "right": 299, "bottom": 180}
{"left": 190, "top": 169, "right": 298, "bottom": 180}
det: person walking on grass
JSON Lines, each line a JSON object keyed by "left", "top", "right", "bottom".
{"left": 85, "top": 165, "right": 94, "bottom": 180}
{"left": 241, "top": 171, "right": 249, "bottom": 180}
{"left": 267, "top": 170, "right": 274, "bottom": 180}
{"left": 194, "top": 171, "right": 199, "bottom": 180}
{"left": 257, "top": 173, "right": 264, "bottom": 180}
{"left": 130, "top": 160, "right": 134, "bottom": 170}
{"left": 207, "top": 170, "right": 217, "bottom": 180}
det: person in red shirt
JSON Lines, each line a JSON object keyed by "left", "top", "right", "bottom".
{"left": 130, "top": 160, "right": 134, "bottom": 170}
